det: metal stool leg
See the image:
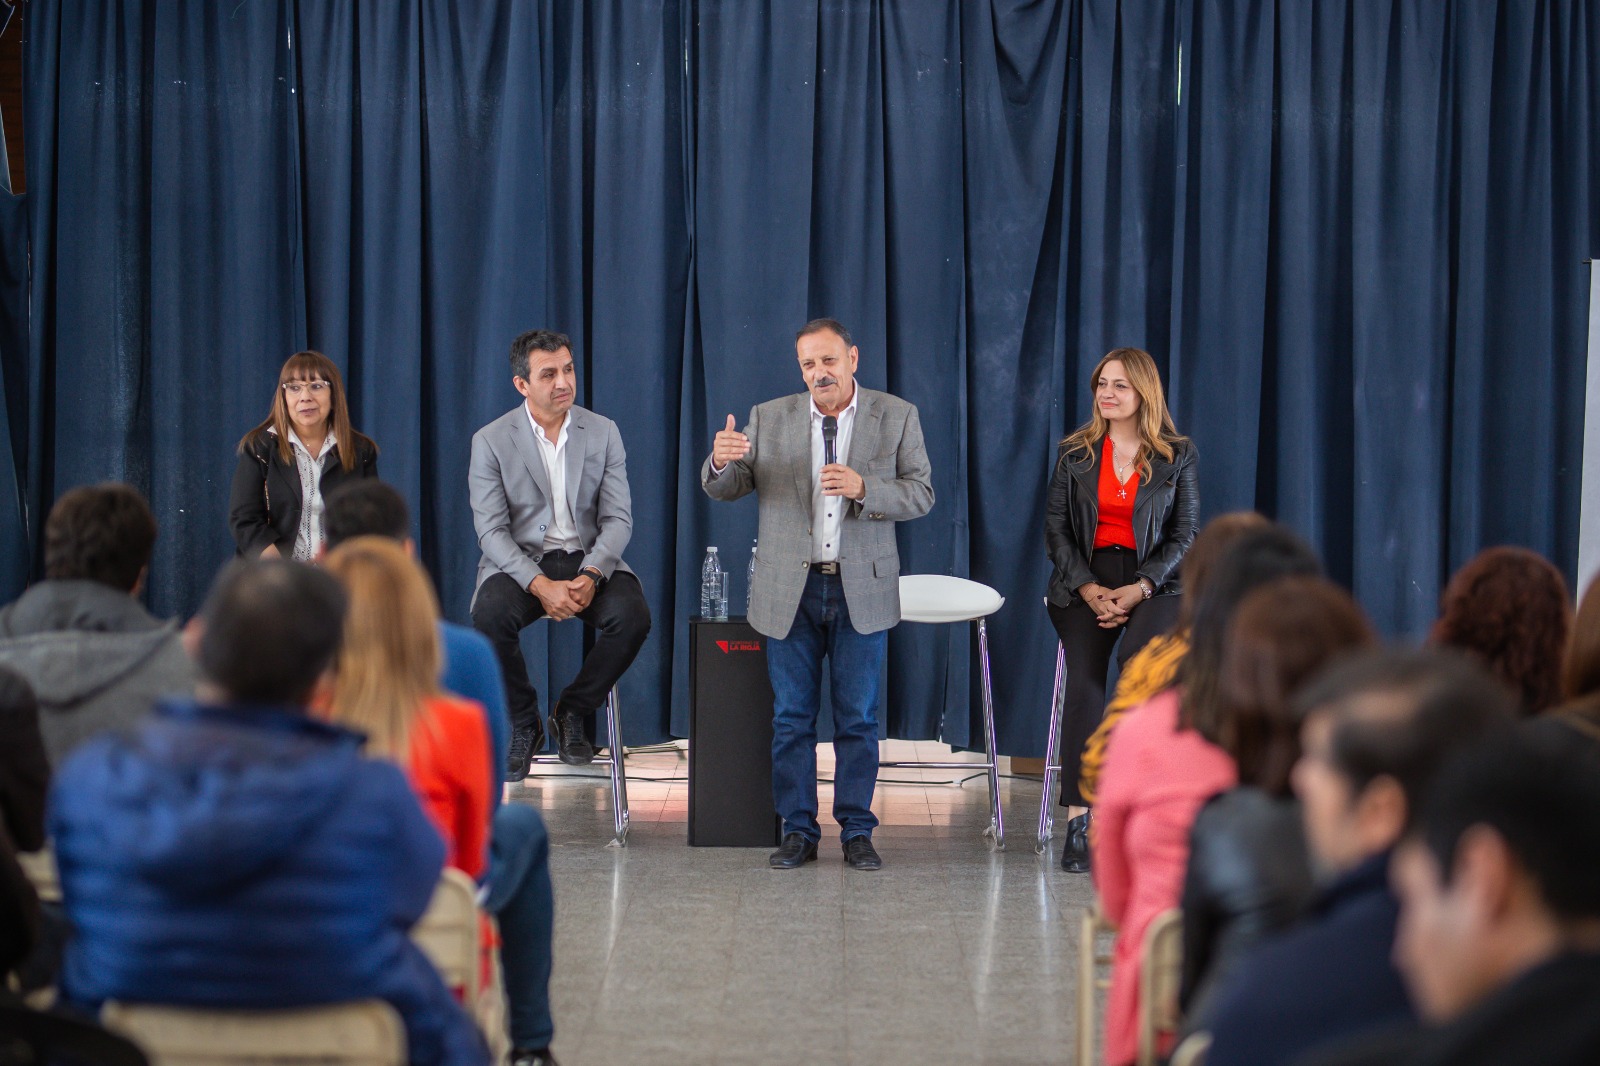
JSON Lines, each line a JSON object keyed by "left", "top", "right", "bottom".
{"left": 1036, "top": 642, "right": 1066, "bottom": 854}
{"left": 977, "top": 618, "right": 1005, "bottom": 850}
{"left": 604, "top": 688, "right": 630, "bottom": 847}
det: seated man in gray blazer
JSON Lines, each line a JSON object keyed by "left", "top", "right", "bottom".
{"left": 703, "top": 318, "right": 933, "bottom": 871}
{"left": 470, "top": 329, "right": 650, "bottom": 776}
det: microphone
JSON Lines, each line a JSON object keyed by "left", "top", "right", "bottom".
{"left": 822, "top": 415, "right": 837, "bottom": 466}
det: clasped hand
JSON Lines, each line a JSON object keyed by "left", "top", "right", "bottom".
{"left": 1078, "top": 582, "right": 1144, "bottom": 629}
{"left": 530, "top": 574, "right": 593, "bottom": 622}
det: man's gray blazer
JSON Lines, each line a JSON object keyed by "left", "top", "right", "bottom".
{"left": 701, "top": 387, "right": 933, "bottom": 640}
{"left": 469, "top": 403, "right": 633, "bottom": 605}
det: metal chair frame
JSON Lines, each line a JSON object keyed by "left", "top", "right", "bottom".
{"left": 527, "top": 687, "right": 630, "bottom": 846}
{"left": 1036, "top": 641, "right": 1068, "bottom": 853}
{"left": 880, "top": 602, "right": 1005, "bottom": 850}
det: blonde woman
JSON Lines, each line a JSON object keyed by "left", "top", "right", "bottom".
{"left": 321, "top": 537, "right": 562, "bottom": 1066}
{"left": 1044, "top": 347, "right": 1198, "bottom": 872}
{"left": 321, "top": 537, "right": 491, "bottom": 881}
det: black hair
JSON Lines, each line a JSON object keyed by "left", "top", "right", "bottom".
{"left": 795, "top": 317, "right": 853, "bottom": 348}
{"left": 43, "top": 483, "right": 157, "bottom": 592}
{"left": 324, "top": 480, "right": 410, "bottom": 548}
{"left": 1293, "top": 648, "right": 1518, "bottom": 831}
{"left": 509, "top": 329, "right": 573, "bottom": 381}
{"left": 1180, "top": 524, "right": 1323, "bottom": 741}
{"left": 1418, "top": 728, "right": 1600, "bottom": 922}
{"left": 196, "top": 560, "right": 346, "bottom": 706}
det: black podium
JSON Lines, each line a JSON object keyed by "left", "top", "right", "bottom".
{"left": 688, "top": 617, "right": 782, "bottom": 847}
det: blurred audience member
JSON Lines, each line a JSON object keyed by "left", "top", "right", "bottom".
{"left": 322, "top": 538, "right": 491, "bottom": 878}
{"left": 49, "top": 560, "right": 486, "bottom": 1066}
{"left": 323, "top": 483, "right": 559, "bottom": 1066}
{"left": 1070, "top": 512, "right": 1268, "bottom": 870}
{"left": 0, "top": 666, "right": 46, "bottom": 981}
{"left": 324, "top": 480, "right": 509, "bottom": 807}
{"left": 1204, "top": 650, "right": 1516, "bottom": 1066}
{"left": 1180, "top": 577, "right": 1376, "bottom": 1033}
{"left": 1548, "top": 573, "right": 1600, "bottom": 751}
{"left": 1092, "top": 524, "right": 1321, "bottom": 1065}
{"left": 1430, "top": 546, "right": 1569, "bottom": 714}
{"left": 0, "top": 484, "right": 194, "bottom": 764}
{"left": 1307, "top": 731, "right": 1600, "bottom": 1065}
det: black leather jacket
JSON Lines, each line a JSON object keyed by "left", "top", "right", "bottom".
{"left": 1179, "top": 788, "right": 1315, "bottom": 1034}
{"left": 228, "top": 433, "right": 379, "bottom": 557}
{"left": 1044, "top": 436, "right": 1198, "bottom": 607}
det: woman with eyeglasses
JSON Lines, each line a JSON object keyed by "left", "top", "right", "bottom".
{"left": 229, "top": 351, "right": 379, "bottom": 560}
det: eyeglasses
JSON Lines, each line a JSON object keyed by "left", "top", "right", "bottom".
{"left": 282, "top": 381, "right": 331, "bottom": 396}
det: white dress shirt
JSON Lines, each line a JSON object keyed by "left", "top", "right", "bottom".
{"left": 809, "top": 387, "right": 858, "bottom": 563}
{"left": 527, "top": 406, "right": 583, "bottom": 552}
{"left": 287, "top": 429, "right": 337, "bottom": 562}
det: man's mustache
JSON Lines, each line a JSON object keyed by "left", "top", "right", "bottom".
{"left": 814, "top": 376, "right": 838, "bottom": 388}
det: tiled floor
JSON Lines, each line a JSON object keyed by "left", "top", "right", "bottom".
{"left": 507, "top": 741, "right": 1102, "bottom": 1065}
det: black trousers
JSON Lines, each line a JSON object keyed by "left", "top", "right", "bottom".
{"left": 470, "top": 552, "right": 651, "bottom": 734}
{"left": 1046, "top": 546, "right": 1182, "bottom": 807}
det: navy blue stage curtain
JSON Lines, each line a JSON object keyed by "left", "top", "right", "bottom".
{"left": 14, "top": 2, "right": 1599, "bottom": 754}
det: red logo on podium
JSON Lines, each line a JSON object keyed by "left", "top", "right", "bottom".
{"left": 716, "top": 640, "right": 762, "bottom": 654}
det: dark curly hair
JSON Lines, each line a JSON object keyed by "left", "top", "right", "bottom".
{"left": 1430, "top": 546, "right": 1571, "bottom": 716}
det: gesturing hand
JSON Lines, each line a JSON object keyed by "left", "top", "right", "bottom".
{"left": 712, "top": 414, "right": 751, "bottom": 468}
{"left": 820, "top": 463, "right": 865, "bottom": 501}
{"left": 530, "top": 574, "right": 585, "bottom": 622}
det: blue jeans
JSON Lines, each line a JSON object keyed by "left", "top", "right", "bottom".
{"left": 483, "top": 804, "right": 554, "bottom": 1051}
{"left": 765, "top": 570, "right": 887, "bottom": 843}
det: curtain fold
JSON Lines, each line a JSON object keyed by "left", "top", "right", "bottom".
{"left": 14, "top": 0, "right": 1598, "bottom": 752}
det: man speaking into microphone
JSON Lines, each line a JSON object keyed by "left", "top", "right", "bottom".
{"left": 703, "top": 318, "right": 933, "bottom": 871}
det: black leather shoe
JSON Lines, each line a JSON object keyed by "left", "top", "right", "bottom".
{"left": 768, "top": 833, "right": 818, "bottom": 869}
{"left": 510, "top": 1049, "right": 559, "bottom": 1066}
{"left": 549, "top": 703, "right": 594, "bottom": 766}
{"left": 505, "top": 724, "right": 538, "bottom": 782}
{"left": 1060, "top": 811, "right": 1091, "bottom": 873}
{"left": 842, "top": 836, "right": 883, "bottom": 871}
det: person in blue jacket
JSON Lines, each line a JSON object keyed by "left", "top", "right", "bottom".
{"left": 49, "top": 559, "right": 487, "bottom": 1066}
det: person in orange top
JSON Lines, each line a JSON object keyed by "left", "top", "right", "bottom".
{"left": 1045, "top": 347, "right": 1198, "bottom": 872}
{"left": 321, "top": 537, "right": 492, "bottom": 881}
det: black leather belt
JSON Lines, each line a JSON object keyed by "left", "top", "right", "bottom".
{"left": 814, "top": 561, "right": 840, "bottom": 575}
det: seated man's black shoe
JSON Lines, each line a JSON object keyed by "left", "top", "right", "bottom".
{"left": 842, "top": 836, "right": 883, "bottom": 871}
{"left": 549, "top": 703, "right": 595, "bottom": 766}
{"left": 511, "top": 1049, "right": 559, "bottom": 1066}
{"left": 768, "top": 833, "right": 818, "bottom": 869}
{"left": 1060, "top": 811, "right": 1091, "bottom": 873}
{"left": 505, "top": 723, "right": 539, "bottom": 783}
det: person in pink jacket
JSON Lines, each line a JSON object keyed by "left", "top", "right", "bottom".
{"left": 1091, "top": 525, "right": 1319, "bottom": 1064}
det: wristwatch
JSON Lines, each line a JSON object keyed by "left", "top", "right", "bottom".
{"left": 577, "top": 567, "right": 602, "bottom": 587}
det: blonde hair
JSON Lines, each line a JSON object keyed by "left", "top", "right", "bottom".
{"left": 322, "top": 536, "right": 441, "bottom": 761}
{"left": 1060, "top": 347, "right": 1186, "bottom": 478}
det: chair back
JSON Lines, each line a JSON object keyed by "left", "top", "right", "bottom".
{"left": 411, "top": 867, "right": 482, "bottom": 1003}
{"left": 897, "top": 575, "right": 1004, "bottom": 623}
{"left": 1137, "top": 907, "right": 1185, "bottom": 1066}
{"left": 101, "top": 1001, "right": 404, "bottom": 1065}
{"left": 1075, "top": 905, "right": 1115, "bottom": 1066}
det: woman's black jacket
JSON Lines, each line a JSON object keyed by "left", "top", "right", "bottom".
{"left": 1044, "top": 436, "right": 1198, "bottom": 607}
{"left": 228, "top": 433, "right": 379, "bottom": 557}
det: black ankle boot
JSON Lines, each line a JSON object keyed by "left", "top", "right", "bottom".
{"left": 1060, "top": 811, "right": 1091, "bottom": 873}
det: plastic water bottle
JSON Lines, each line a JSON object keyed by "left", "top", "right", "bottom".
{"left": 701, "top": 547, "right": 727, "bottom": 620}
{"left": 746, "top": 539, "right": 758, "bottom": 616}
